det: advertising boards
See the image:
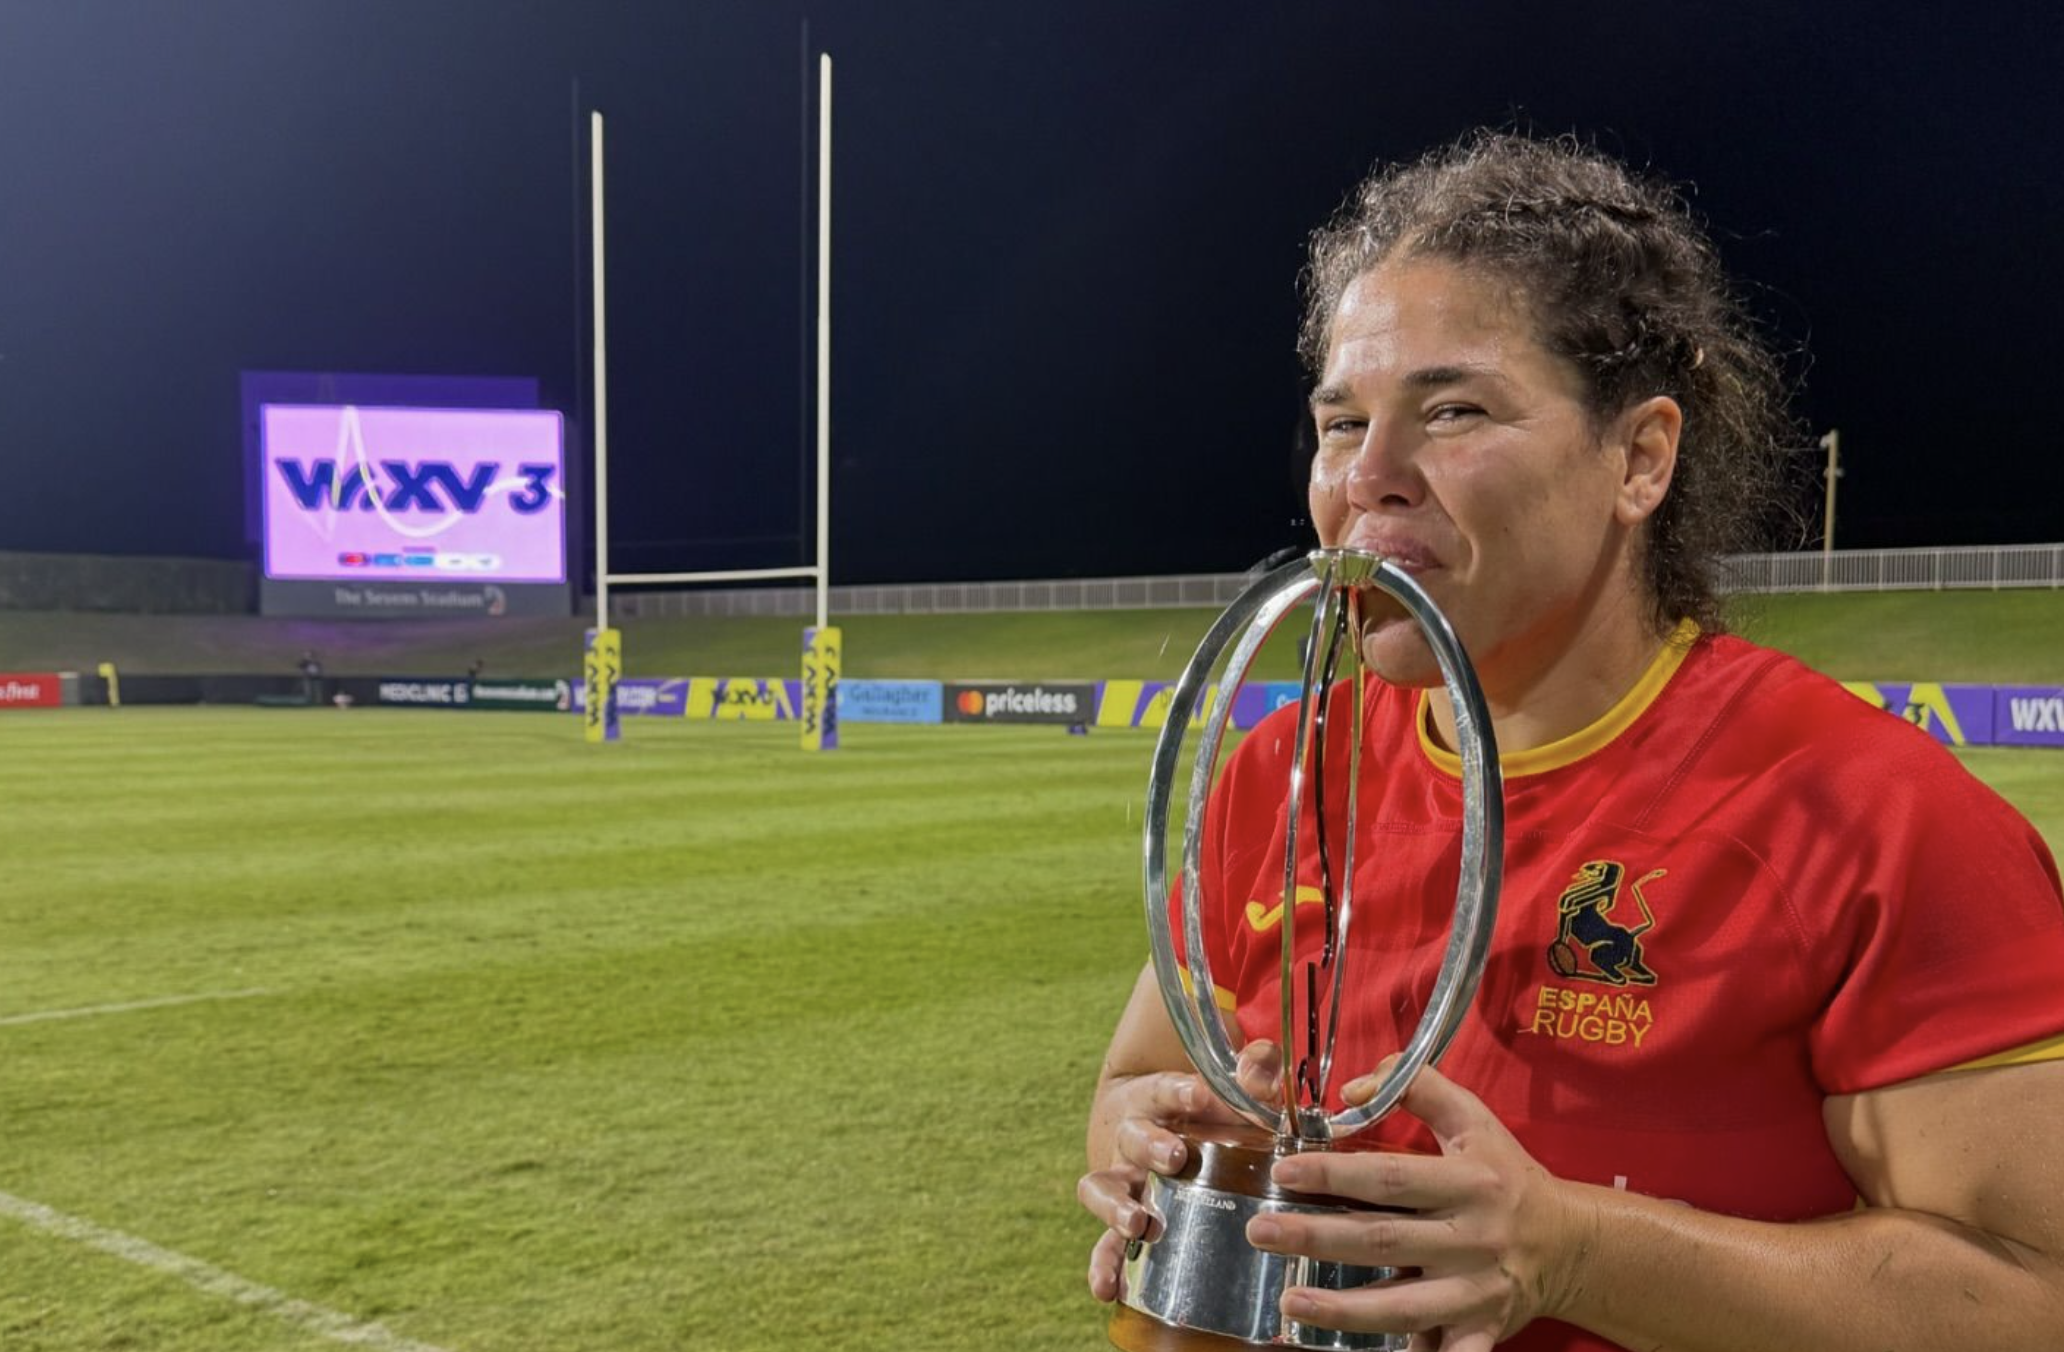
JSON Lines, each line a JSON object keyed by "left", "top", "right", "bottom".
{"left": 377, "top": 678, "right": 473, "bottom": 708}
{"left": 941, "top": 681, "right": 1096, "bottom": 725}
{"left": 1092, "top": 680, "right": 1301, "bottom": 731}
{"left": 569, "top": 677, "right": 688, "bottom": 717}
{"left": 0, "top": 673, "right": 63, "bottom": 707}
{"left": 692, "top": 678, "right": 801, "bottom": 720}
{"left": 841, "top": 680, "right": 944, "bottom": 724}
{"left": 254, "top": 394, "right": 571, "bottom": 619}
{"left": 1842, "top": 681, "right": 1996, "bottom": 747}
{"left": 1996, "top": 686, "right": 2064, "bottom": 748}
{"left": 471, "top": 678, "right": 573, "bottom": 712}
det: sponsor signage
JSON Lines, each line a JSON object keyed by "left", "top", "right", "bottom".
{"left": 471, "top": 678, "right": 572, "bottom": 712}
{"left": 841, "top": 679, "right": 943, "bottom": 725}
{"left": 0, "top": 672, "right": 62, "bottom": 708}
{"left": 1843, "top": 681, "right": 1996, "bottom": 747}
{"left": 566, "top": 677, "right": 809, "bottom": 720}
{"left": 318, "top": 581, "right": 524, "bottom": 616}
{"left": 801, "top": 628, "right": 841, "bottom": 751}
{"left": 1093, "top": 680, "right": 1295, "bottom": 731}
{"left": 942, "top": 681, "right": 1096, "bottom": 725}
{"left": 1996, "top": 686, "right": 2064, "bottom": 748}
{"left": 694, "top": 678, "right": 801, "bottom": 721}
{"left": 377, "top": 677, "right": 473, "bottom": 707}
{"left": 569, "top": 676, "right": 688, "bottom": 717}
{"left": 261, "top": 404, "right": 566, "bottom": 584}
{"left": 1256, "top": 681, "right": 1305, "bottom": 718}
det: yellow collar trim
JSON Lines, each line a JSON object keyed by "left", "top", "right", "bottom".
{"left": 1417, "top": 619, "right": 1701, "bottom": 779}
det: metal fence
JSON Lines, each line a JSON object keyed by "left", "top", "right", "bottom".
{"left": 1722, "top": 543, "right": 2064, "bottom": 594}
{"left": 611, "top": 543, "right": 2064, "bottom": 619}
{"left": 612, "top": 571, "right": 1259, "bottom": 618}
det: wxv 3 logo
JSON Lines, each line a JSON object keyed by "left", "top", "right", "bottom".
{"left": 276, "top": 458, "right": 557, "bottom": 515}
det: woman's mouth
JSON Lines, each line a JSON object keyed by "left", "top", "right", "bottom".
{"left": 1339, "top": 531, "right": 1441, "bottom": 574}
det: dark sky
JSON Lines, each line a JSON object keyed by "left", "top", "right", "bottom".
{"left": 2, "top": 0, "right": 2059, "bottom": 586}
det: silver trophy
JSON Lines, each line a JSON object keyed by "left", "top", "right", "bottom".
{"left": 1112, "top": 548, "right": 1505, "bottom": 1352}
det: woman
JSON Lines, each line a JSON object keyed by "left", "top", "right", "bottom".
{"left": 1079, "top": 133, "right": 2064, "bottom": 1352}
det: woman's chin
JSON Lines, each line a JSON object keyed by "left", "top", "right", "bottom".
{"left": 1355, "top": 619, "right": 1444, "bottom": 689}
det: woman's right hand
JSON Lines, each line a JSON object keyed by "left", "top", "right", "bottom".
{"left": 1078, "top": 1041, "right": 1282, "bottom": 1302}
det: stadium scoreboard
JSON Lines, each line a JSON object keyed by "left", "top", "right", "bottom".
{"left": 245, "top": 374, "right": 573, "bottom": 619}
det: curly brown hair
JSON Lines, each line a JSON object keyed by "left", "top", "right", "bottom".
{"left": 1300, "top": 132, "right": 1796, "bottom": 634}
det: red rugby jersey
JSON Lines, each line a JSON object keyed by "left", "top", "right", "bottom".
{"left": 1176, "top": 629, "right": 2064, "bottom": 1352}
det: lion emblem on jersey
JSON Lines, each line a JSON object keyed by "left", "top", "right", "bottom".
{"left": 1547, "top": 860, "right": 1665, "bottom": 987}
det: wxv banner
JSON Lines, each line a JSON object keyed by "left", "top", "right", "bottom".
{"left": 261, "top": 404, "right": 566, "bottom": 584}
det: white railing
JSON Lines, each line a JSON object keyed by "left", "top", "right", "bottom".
{"left": 611, "top": 543, "right": 2064, "bottom": 618}
{"left": 1721, "top": 543, "right": 2064, "bottom": 594}
{"left": 612, "top": 570, "right": 1260, "bottom": 618}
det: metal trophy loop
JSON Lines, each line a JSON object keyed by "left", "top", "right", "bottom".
{"left": 1113, "top": 548, "right": 1504, "bottom": 1352}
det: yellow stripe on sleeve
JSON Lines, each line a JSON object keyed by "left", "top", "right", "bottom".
{"left": 1175, "top": 964, "right": 1239, "bottom": 1012}
{"left": 1951, "top": 1032, "right": 2064, "bottom": 1073}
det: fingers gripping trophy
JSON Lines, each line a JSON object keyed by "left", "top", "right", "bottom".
{"left": 1113, "top": 547, "right": 1504, "bottom": 1352}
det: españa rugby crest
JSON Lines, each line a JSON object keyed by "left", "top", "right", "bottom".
{"left": 1547, "top": 860, "right": 1665, "bottom": 987}
{"left": 1521, "top": 860, "right": 1667, "bottom": 1052}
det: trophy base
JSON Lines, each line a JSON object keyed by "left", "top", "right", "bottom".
{"left": 1111, "top": 1302, "right": 1295, "bottom": 1351}
{"left": 1109, "top": 1122, "right": 1409, "bottom": 1352}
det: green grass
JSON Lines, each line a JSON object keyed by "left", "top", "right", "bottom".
{"left": 0, "top": 711, "right": 1155, "bottom": 1351}
{"left": 1, "top": 708, "right": 2060, "bottom": 1352}
{"left": 1, "top": 589, "right": 2060, "bottom": 1351}
{"left": 1726, "top": 590, "right": 2064, "bottom": 683}
{"left": 3, "top": 589, "right": 2060, "bottom": 682}
{"left": 0, "top": 608, "right": 1294, "bottom": 683}
{"left": 1954, "top": 747, "right": 2064, "bottom": 832}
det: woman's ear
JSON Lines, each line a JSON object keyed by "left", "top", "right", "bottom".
{"left": 1616, "top": 396, "right": 1682, "bottom": 526}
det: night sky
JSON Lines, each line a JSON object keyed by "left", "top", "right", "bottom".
{"left": 2, "top": 0, "right": 2059, "bottom": 587}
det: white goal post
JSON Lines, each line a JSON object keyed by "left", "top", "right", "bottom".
{"left": 583, "top": 55, "right": 837, "bottom": 744}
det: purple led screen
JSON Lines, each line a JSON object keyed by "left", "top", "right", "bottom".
{"left": 260, "top": 404, "right": 565, "bottom": 584}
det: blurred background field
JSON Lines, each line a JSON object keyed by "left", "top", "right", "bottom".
{"left": 6, "top": 589, "right": 2064, "bottom": 683}
{"left": 1, "top": 600, "right": 2059, "bottom": 1351}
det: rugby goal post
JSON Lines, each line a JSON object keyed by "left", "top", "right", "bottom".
{"left": 584, "top": 54, "right": 839, "bottom": 749}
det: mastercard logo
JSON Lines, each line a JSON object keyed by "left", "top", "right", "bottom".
{"left": 956, "top": 691, "right": 986, "bottom": 715}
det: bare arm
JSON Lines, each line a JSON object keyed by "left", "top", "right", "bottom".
{"left": 1250, "top": 1059, "right": 2064, "bottom": 1352}
{"left": 1560, "top": 1059, "right": 2064, "bottom": 1352}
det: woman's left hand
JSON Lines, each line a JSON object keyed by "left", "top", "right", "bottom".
{"left": 1244, "top": 1063, "right": 1595, "bottom": 1352}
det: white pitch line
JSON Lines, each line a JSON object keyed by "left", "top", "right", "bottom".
{"left": 0, "top": 988, "right": 270, "bottom": 1028}
{"left": 0, "top": 1189, "right": 454, "bottom": 1352}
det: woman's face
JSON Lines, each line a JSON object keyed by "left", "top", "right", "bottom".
{"left": 1308, "top": 257, "right": 1675, "bottom": 697}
